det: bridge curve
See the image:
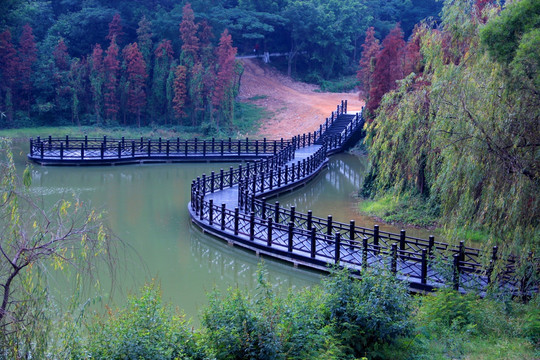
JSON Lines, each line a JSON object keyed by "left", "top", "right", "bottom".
{"left": 27, "top": 101, "right": 537, "bottom": 296}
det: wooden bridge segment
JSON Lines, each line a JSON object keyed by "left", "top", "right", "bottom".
{"left": 27, "top": 100, "right": 537, "bottom": 296}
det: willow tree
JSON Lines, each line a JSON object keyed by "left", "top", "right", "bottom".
{"left": 363, "top": 0, "right": 539, "bottom": 253}
{"left": 0, "top": 139, "right": 118, "bottom": 357}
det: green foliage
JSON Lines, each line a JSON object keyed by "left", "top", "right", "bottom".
{"left": 82, "top": 282, "right": 199, "bottom": 360}
{"left": 322, "top": 268, "right": 413, "bottom": 358}
{"left": 317, "top": 75, "right": 360, "bottom": 93}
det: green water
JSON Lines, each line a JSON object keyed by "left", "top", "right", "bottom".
{"left": 10, "top": 141, "right": 436, "bottom": 320}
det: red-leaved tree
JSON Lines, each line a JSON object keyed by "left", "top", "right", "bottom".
{"left": 366, "top": 24, "right": 405, "bottom": 116}
{"left": 123, "top": 42, "right": 148, "bottom": 126}
{"left": 401, "top": 25, "right": 424, "bottom": 77}
{"left": 90, "top": 44, "right": 105, "bottom": 124}
{"left": 107, "top": 13, "right": 125, "bottom": 44}
{"left": 180, "top": 3, "right": 199, "bottom": 66}
{"left": 213, "top": 29, "right": 237, "bottom": 129}
{"left": 17, "top": 24, "right": 38, "bottom": 110}
{"left": 53, "top": 38, "right": 70, "bottom": 71}
{"left": 0, "top": 29, "right": 18, "bottom": 122}
{"left": 357, "top": 27, "right": 381, "bottom": 98}
{"left": 104, "top": 37, "right": 120, "bottom": 122}
{"left": 172, "top": 65, "right": 187, "bottom": 122}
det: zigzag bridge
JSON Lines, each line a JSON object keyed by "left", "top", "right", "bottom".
{"left": 27, "top": 101, "right": 537, "bottom": 296}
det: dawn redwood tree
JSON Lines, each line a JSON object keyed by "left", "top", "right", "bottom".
{"left": 402, "top": 25, "right": 424, "bottom": 77}
{"left": 172, "top": 65, "right": 187, "bottom": 122}
{"left": 90, "top": 44, "right": 105, "bottom": 124}
{"left": 366, "top": 23, "right": 405, "bottom": 116}
{"left": 136, "top": 16, "right": 153, "bottom": 70}
{"left": 212, "top": 29, "right": 237, "bottom": 130}
{"left": 68, "top": 58, "right": 88, "bottom": 125}
{"left": 180, "top": 3, "right": 199, "bottom": 67}
{"left": 151, "top": 40, "right": 174, "bottom": 124}
{"left": 53, "top": 38, "right": 72, "bottom": 121}
{"left": 357, "top": 27, "right": 381, "bottom": 98}
{"left": 0, "top": 29, "right": 18, "bottom": 122}
{"left": 104, "top": 37, "right": 120, "bottom": 122}
{"left": 107, "top": 13, "right": 125, "bottom": 45}
{"left": 198, "top": 20, "right": 215, "bottom": 67}
{"left": 123, "top": 42, "right": 148, "bottom": 126}
{"left": 17, "top": 24, "right": 38, "bottom": 111}
{"left": 53, "top": 38, "right": 69, "bottom": 71}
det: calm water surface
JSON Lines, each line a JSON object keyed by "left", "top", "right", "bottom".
{"left": 11, "top": 141, "right": 437, "bottom": 320}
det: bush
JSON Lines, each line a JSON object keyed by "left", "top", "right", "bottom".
{"left": 81, "top": 282, "right": 199, "bottom": 360}
{"left": 322, "top": 268, "right": 414, "bottom": 358}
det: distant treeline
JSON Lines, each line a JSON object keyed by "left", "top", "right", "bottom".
{"left": 0, "top": 0, "right": 442, "bottom": 128}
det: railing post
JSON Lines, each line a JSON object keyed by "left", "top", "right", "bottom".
{"left": 220, "top": 169, "right": 224, "bottom": 190}
{"left": 310, "top": 228, "right": 316, "bottom": 258}
{"left": 362, "top": 236, "right": 368, "bottom": 269}
{"left": 284, "top": 164, "right": 289, "bottom": 184}
{"left": 166, "top": 140, "right": 170, "bottom": 157}
{"left": 211, "top": 137, "right": 215, "bottom": 153}
{"left": 267, "top": 218, "right": 273, "bottom": 246}
{"left": 453, "top": 254, "right": 460, "bottom": 291}
{"left": 421, "top": 249, "right": 428, "bottom": 285}
{"left": 261, "top": 198, "right": 267, "bottom": 219}
{"left": 41, "top": 142, "right": 44, "bottom": 159}
{"left": 269, "top": 169, "right": 273, "bottom": 190}
{"left": 203, "top": 140, "right": 206, "bottom": 156}
{"left": 400, "top": 230, "right": 406, "bottom": 259}
{"left": 221, "top": 203, "right": 226, "bottom": 230}
{"left": 327, "top": 215, "right": 332, "bottom": 236}
{"left": 374, "top": 225, "right": 379, "bottom": 253}
{"left": 100, "top": 142, "right": 104, "bottom": 159}
{"left": 277, "top": 167, "right": 282, "bottom": 187}
{"left": 230, "top": 166, "right": 234, "bottom": 188}
{"left": 275, "top": 201, "right": 280, "bottom": 223}
{"left": 459, "top": 241, "right": 465, "bottom": 263}
{"left": 148, "top": 140, "right": 151, "bottom": 157}
{"left": 209, "top": 199, "right": 214, "bottom": 225}
{"left": 234, "top": 207, "right": 239, "bottom": 235}
{"left": 60, "top": 143, "right": 64, "bottom": 160}
{"left": 391, "top": 243, "right": 397, "bottom": 274}
{"left": 335, "top": 233, "right": 341, "bottom": 264}
{"left": 307, "top": 210, "right": 313, "bottom": 230}
{"left": 118, "top": 141, "right": 121, "bottom": 159}
{"left": 349, "top": 220, "right": 355, "bottom": 248}
{"left": 221, "top": 139, "right": 224, "bottom": 156}
{"left": 132, "top": 141, "right": 135, "bottom": 157}
{"left": 290, "top": 206, "right": 296, "bottom": 224}
{"left": 202, "top": 174, "right": 206, "bottom": 194}
{"left": 249, "top": 212, "right": 255, "bottom": 241}
{"left": 210, "top": 171, "right": 215, "bottom": 193}
{"left": 81, "top": 143, "right": 84, "bottom": 160}
{"left": 194, "top": 138, "right": 198, "bottom": 153}
{"left": 288, "top": 222, "right": 294, "bottom": 252}
{"left": 428, "top": 235, "right": 435, "bottom": 258}
{"left": 255, "top": 140, "right": 259, "bottom": 156}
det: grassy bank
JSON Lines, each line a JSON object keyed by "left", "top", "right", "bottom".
{"left": 0, "top": 102, "right": 267, "bottom": 140}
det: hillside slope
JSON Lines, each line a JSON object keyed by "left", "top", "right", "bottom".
{"left": 238, "top": 59, "right": 365, "bottom": 138}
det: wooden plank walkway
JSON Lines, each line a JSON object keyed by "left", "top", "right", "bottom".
{"left": 27, "top": 100, "right": 537, "bottom": 296}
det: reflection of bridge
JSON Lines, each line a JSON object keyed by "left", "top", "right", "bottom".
{"left": 27, "top": 101, "right": 537, "bottom": 296}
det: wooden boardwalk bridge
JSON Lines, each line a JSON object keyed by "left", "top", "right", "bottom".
{"left": 27, "top": 101, "right": 537, "bottom": 296}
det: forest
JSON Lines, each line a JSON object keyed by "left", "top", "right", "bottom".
{"left": 0, "top": 0, "right": 441, "bottom": 130}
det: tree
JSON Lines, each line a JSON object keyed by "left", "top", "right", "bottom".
{"left": 123, "top": 42, "right": 148, "bottom": 127}
{"left": 172, "top": 64, "right": 187, "bottom": 122}
{"left": 136, "top": 15, "right": 153, "bottom": 69}
{"left": 179, "top": 3, "right": 199, "bottom": 67}
{"left": 357, "top": 27, "right": 381, "bottom": 97}
{"left": 103, "top": 37, "right": 120, "bottom": 122}
{"left": 90, "top": 44, "right": 105, "bottom": 124}
{"left": 0, "top": 29, "right": 18, "bottom": 123}
{"left": 106, "top": 13, "right": 124, "bottom": 44}
{"left": 366, "top": 23, "right": 405, "bottom": 115}
{"left": 213, "top": 29, "right": 237, "bottom": 130}
{"left": 52, "top": 38, "right": 72, "bottom": 122}
{"left": 17, "top": 23, "right": 38, "bottom": 111}
{"left": 53, "top": 37, "right": 69, "bottom": 71}
{"left": 0, "top": 139, "right": 116, "bottom": 358}
{"left": 151, "top": 39, "right": 174, "bottom": 124}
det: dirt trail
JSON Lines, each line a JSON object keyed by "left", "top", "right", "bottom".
{"left": 238, "top": 59, "right": 365, "bottom": 138}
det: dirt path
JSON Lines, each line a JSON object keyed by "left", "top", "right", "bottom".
{"left": 238, "top": 59, "right": 365, "bottom": 138}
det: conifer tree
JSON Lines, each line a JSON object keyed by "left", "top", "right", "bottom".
{"left": 123, "top": 42, "right": 148, "bottom": 127}
{"left": 213, "top": 29, "right": 237, "bottom": 130}
{"left": 366, "top": 24, "right": 405, "bottom": 116}
{"left": 90, "top": 44, "right": 105, "bottom": 124}
{"left": 357, "top": 27, "right": 381, "bottom": 98}
{"left": 151, "top": 40, "right": 174, "bottom": 124}
{"left": 104, "top": 37, "right": 120, "bottom": 122}
{"left": 17, "top": 24, "right": 37, "bottom": 111}
{"left": 53, "top": 38, "right": 70, "bottom": 71}
{"left": 136, "top": 16, "right": 153, "bottom": 70}
{"left": 107, "top": 13, "right": 125, "bottom": 44}
{"left": 180, "top": 3, "right": 199, "bottom": 67}
{"left": 0, "top": 29, "right": 18, "bottom": 122}
{"left": 172, "top": 65, "right": 187, "bottom": 122}
{"left": 52, "top": 38, "right": 72, "bottom": 121}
